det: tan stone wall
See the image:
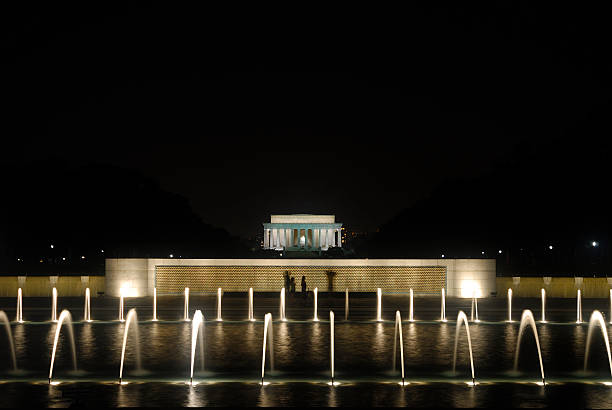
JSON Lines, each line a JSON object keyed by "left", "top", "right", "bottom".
{"left": 496, "top": 277, "right": 611, "bottom": 298}
{"left": 104, "top": 258, "right": 497, "bottom": 297}
{"left": 0, "top": 276, "right": 105, "bottom": 297}
{"left": 154, "top": 265, "right": 447, "bottom": 294}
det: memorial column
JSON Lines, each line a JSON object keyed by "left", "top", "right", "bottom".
{"left": 264, "top": 229, "right": 269, "bottom": 248}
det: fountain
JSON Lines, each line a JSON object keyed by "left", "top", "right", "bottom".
{"left": 16, "top": 288, "right": 23, "bottom": 323}
{"left": 216, "top": 288, "right": 223, "bottom": 321}
{"left": 249, "top": 288, "right": 255, "bottom": 321}
{"left": 51, "top": 287, "right": 58, "bottom": 322}
{"left": 440, "top": 288, "right": 446, "bottom": 322}
{"left": 260, "top": 313, "right": 274, "bottom": 383}
{"left": 330, "top": 310, "right": 335, "bottom": 384}
{"left": 507, "top": 288, "right": 512, "bottom": 322}
{"left": 409, "top": 289, "right": 414, "bottom": 322}
{"left": 513, "top": 309, "right": 545, "bottom": 385}
{"left": 577, "top": 289, "right": 583, "bottom": 324}
{"left": 313, "top": 287, "right": 319, "bottom": 321}
{"left": 0, "top": 311, "right": 17, "bottom": 370}
{"left": 280, "top": 288, "right": 286, "bottom": 321}
{"left": 584, "top": 310, "right": 612, "bottom": 376}
{"left": 152, "top": 287, "right": 157, "bottom": 321}
{"left": 452, "top": 311, "right": 475, "bottom": 385}
{"left": 345, "top": 288, "right": 349, "bottom": 321}
{"left": 470, "top": 295, "right": 479, "bottom": 322}
{"left": 392, "top": 310, "right": 405, "bottom": 385}
{"left": 119, "top": 289, "right": 125, "bottom": 322}
{"left": 119, "top": 308, "right": 142, "bottom": 383}
{"left": 184, "top": 287, "right": 190, "bottom": 321}
{"left": 190, "top": 310, "right": 205, "bottom": 384}
{"left": 84, "top": 288, "right": 91, "bottom": 322}
{"left": 376, "top": 288, "right": 382, "bottom": 322}
{"left": 541, "top": 288, "right": 546, "bottom": 323}
{"left": 48, "top": 310, "right": 77, "bottom": 384}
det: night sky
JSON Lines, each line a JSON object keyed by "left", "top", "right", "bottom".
{"left": 2, "top": 4, "right": 610, "bottom": 239}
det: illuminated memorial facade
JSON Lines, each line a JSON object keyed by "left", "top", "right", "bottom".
{"left": 262, "top": 214, "right": 342, "bottom": 251}
{"left": 106, "top": 258, "right": 496, "bottom": 298}
{"left": 105, "top": 214, "right": 496, "bottom": 299}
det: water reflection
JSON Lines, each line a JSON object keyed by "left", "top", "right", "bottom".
{"left": 328, "top": 385, "right": 338, "bottom": 407}
{"left": 258, "top": 385, "right": 272, "bottom": 407}
{"left": 538, "top": 323, "right": 552, "bottom": 363}
{"left": 185, "top": 384, "right": 207, "bottom": 407}
{"left": 116, "top": 384, "right": 140, "bottom": 407}
{"left": 78, "top": 323, "right": 95, "bottom": 362}
{"left": 277, "top": 321, "right": 290, "bottom": 360}
{"left": 451, "top": 384, "right": 476, "bottom": 408}
{"left": 504, "top": 323, "right": 517, "bottom": 367}
{"left": 395, "top": 384, "right": 407, "bottom": 407}
{"left": 12, "top": 323, "right": 26, "bottom": 361}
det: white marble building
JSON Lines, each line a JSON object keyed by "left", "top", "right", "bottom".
{"left": 262, "top": 214, "right": 342, "bottom": 251}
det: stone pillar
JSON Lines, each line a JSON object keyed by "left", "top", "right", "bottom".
{"left": 272, "top": 229, "right": 278, "bottom": 248}
{"left": 264, "top": 229, "right": 269, "bottom": 248}
{"left": 337, "top": 229, "right": 342, "bottom": 248}
{"left": 314, "top": 229, "right": 319, "bottom": 248}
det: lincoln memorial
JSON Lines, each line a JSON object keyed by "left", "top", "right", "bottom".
{"left": 262, "top": 214, "right": 342, "bottom": 251}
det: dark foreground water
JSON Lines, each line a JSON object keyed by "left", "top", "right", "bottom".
{"left": 2, "top": 293, "right": 612, "bottom": 407}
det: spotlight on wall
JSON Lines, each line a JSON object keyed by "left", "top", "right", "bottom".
{"left": 460, "top": 280, "right": 482, "bottom": 298}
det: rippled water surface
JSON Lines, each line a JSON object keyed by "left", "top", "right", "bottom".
{"left": 2, "top": 293, "right": 612, "bottom": 407}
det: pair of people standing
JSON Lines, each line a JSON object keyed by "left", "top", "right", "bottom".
{"left": 283, "top": 271, "right": 308, "bottom": 296}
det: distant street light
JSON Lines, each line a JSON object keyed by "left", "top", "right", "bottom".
{"left": 592, "top": 241, "right": 599, "bottom": 247}
{"left": 50, "top": 244, "right": 54, "bottom": 249}
{"left": 441, "top": 254, "right": 445, "bottom": 258}
{"left": 498, "top": 250, "right": 502, "bottom": 254}
{"left": 548, "top": 245, "right": 553, "bottom": 250}
{"left": 169, "top": 254, "right": 174, "bottom": 258}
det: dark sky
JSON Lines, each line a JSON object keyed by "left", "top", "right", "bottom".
{"left": 2, "top": 4, "right": 609, "bottom": 238}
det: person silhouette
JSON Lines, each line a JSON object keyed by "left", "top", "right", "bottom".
{"left": 301, "top": 275, "right": 307, "bottom": 298}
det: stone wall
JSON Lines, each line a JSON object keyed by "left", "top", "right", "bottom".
{"left": 2, "top": 274, "right": 609, "bottom": 298}
{"left": 104, "top": 258, "right": 497, "bottom": 298}
{"left": 0, "top": 276, "right": 105, "bottom": 297}
{"left": 497, "top": 277, "right": 612, "bottom": 298}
